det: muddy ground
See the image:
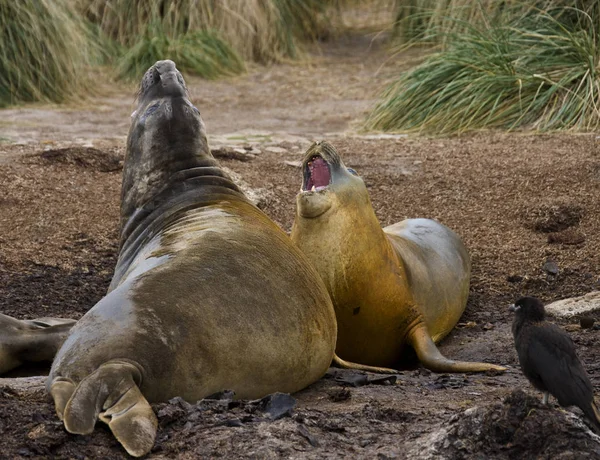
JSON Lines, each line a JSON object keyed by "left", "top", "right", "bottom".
{"left": 1, "top": 32, "right": 600, "bottom": 459}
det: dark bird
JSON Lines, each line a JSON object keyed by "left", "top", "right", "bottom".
{"left": 510, "top": 296, "right": 600, "bottom": 429}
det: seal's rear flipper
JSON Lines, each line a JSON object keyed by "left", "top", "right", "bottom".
{"left": 408, "top": 323, "right": 506, "bottom": 373}
{"left": 332, "top": 354, "right": 398, "bottom": 374}
{"left": 0, "top": 313, "right": 75, "bottom": 375}
{"left": 51, "top": 360, "right": 157, "bottom": 457}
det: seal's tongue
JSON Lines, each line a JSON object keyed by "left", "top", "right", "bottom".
{"left": 306, "top": 157, "right": 330, "bottom": 190}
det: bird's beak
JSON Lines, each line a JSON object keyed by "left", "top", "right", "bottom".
{"left": 509, "top": 304, "right": 517, "bottom": 312}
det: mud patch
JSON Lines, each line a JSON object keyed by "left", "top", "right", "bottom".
{"left": 524, "top": 203, "right": 584, "bottom": 233}
{"left": 0, "top": 249, "right": 115, "bottom": 320}
{"left": 39, "top": 147, "right": 123, "bottom": 173}
{"left": 547, "top": 228, "right": 586, "bottom": 246}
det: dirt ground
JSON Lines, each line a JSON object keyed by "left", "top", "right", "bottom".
{"left": 1, "top": 31, "right": 600, "bottom": 459}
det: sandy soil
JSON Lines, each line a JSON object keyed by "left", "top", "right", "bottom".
{"left": 1, "top": 32, "right": 600, "bottom": 459}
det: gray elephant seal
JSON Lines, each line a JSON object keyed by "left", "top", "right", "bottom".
{"left": 291, "top": 141, "right": 504, "bottom": 374}
{"left": 2, "top": 61, "right": 337, "bottom": 457}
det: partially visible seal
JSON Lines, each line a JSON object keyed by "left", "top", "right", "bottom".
{"left": 291, "top": 141, "right": 504, "bottom": 374}
{"left": 1, "top": 61, "right": 337, "bottom": 457}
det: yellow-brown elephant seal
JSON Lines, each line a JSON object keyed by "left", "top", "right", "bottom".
{"left": 290, "top": 141, "right": 504, "bottom": 374}
{"left": 0, "top": 61, "right": 337, "bottom": 457}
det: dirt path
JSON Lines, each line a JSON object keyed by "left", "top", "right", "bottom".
{"left": 0, "top": 34, "right": 411, "bottom": 149}
{"left": 1, "top": 33, "right": 600, "bottom": 459}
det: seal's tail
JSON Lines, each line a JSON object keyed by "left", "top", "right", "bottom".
{"left": 332, "top": 353, "right": 399, "bottom": 374}
{"left": 408, "top": 323, "right": 506, "bottom": 373}
{"left": 49, "top": 360, "right": 157, "bottom": 457}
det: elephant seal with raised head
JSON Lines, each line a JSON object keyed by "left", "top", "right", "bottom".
{"left": 0, "top": 61, "right": 337, "bottom": 456}
{"left": 291, "top": 141, "right": 504, "bottom": 374}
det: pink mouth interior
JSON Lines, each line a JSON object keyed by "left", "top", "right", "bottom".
{"left": 305, "top": 157, "right": 330, "bottom": 190}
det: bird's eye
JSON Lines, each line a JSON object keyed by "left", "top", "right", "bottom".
{"left": 347, "top": 168, "right": 358, "bottom": 176}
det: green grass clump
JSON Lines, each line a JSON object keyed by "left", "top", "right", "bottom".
{"left": 0, "top": 0, "right": 99, "bottom": 107}
{"left": 367, "top": 7, "right": 600, "bottom": 133}
{"left": 117, "top": 25, "right": 244, "bottom": 80}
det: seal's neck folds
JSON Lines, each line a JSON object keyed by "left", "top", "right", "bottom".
{"left": 118, "top": 60, "right": 242, "bottom": 251}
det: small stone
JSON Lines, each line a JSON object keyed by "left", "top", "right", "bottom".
{"left": 298, "top": 424, "right": 319, "bottom": 447}
{"left": 507, "top": 274, "right": 523, "bottom": 283}
{"left": 482, "top": 322, "right": 494, "bottom": 330}
{"left": 542, "top": 260, "right": 559, "bottom": 276}
{"left": 579, "top": 316, "right": 595, "bottom": 329}
{"left": 329, "top": 388, "right": 351, "bottom": 402}
{"left": 284, "top": 160, "right": 302, "bottom": 168}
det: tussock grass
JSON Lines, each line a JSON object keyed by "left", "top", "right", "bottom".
{"left": 117, "top": 26, "right": 244, "bottom": 80}
{"left": 0, "top": 0, "right": 99, "bottom": 107}
{"left": 392, "top": 0, "right": 599, "bottom": 45}
{"left": 367, "top": 6, "right": 600, "bottom": 133}
{"left": 80, "top": 0, "right": 335, "bottom": 64}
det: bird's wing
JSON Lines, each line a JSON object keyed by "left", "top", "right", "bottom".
{"left": 527, "top": 324, "right": 592, "bottom": 407}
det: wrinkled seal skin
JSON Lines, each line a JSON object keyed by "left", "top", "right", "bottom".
{"left": 291, "top": 141, "right": 504, "bottom": 374}
{"left": 0, "top": 61, "right": 337, "bottom": 457}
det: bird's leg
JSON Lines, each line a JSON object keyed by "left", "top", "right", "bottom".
{"left": 542, "top": 392, "right": 549, "bottom": 405}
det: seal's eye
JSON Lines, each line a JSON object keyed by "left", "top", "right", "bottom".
{"left": 140, "top": 102, "right": 161, "bottom": 122}
{"left": 145, "top": 103, "right": 160, "bottom": 116}
{"left": 347, "top": 168, "right": 358, "bottom": 176}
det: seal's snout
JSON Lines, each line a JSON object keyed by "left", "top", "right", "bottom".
{"left": 140, "top": 60, "right": 187, "bottom": 99}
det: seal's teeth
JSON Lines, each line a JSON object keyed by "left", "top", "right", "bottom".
{"left": 311, "top": 185, "right": 316, "bottom": 191}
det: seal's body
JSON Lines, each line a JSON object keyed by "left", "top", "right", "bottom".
{"left": 291, "top": 141, "right": 504, "bottom": 373}
{"left": 2, "top": 62, "right": 336, "bottom": 457}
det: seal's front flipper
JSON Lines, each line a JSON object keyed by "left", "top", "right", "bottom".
{"left": 52, "top": 360, "right": 157, "bottom": 457}
{"left": 0, "top": 313, "right": 75, "bottom": 375}
{"left": 333, "top": 353, "right": 399, "bottom": 374}
{"left": 408, "top": 323, "right": 506, "bottom": 373}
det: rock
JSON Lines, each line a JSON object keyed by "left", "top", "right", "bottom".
{"left": 542, "top": 260, "right": 559, "bottom": 276}
{"left": 0, "top": 376, "right": 46, "bottom": 395}
{"left": 297, "top": 424, "right": 319, "bottom": 447}
{"left": 405, "top": 390, "right": 600, "bottom": 459}
{"left": 579, "top": 316, "right": 595, "bottom": 329}
{"left": 265, "top": 146, "right": 288, "bottom": 154}
{"left": 284, "top": 160, "right": 302, "bottom": 168}
{"left": 257, "top": 393, "right": 296, "bottom": 420}
{"left": 545, "top": 291, "right": 600, "bottom": 318}
{"left": 210, "top": 147, "right": 255, "bottom": 162}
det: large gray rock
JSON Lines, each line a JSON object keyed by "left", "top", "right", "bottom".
{"left": 545, "top": 291, "right": 600, "bottom": 318}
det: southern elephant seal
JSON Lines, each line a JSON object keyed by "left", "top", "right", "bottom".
{"left": 290, "top": 141, "right": 504, "bottom": 374}
{"left": 1, "top": 61, "right": 337, "bottom": 456}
